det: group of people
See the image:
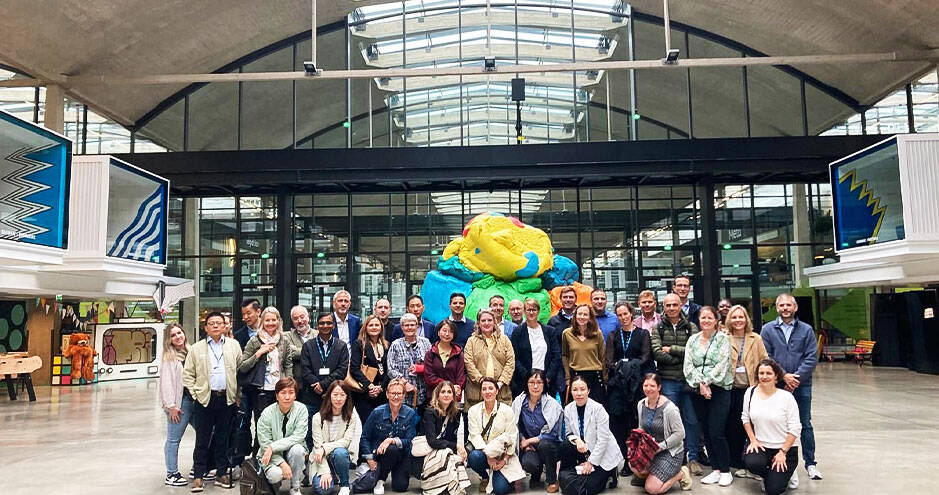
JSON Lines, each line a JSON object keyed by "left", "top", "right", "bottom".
{"left": 158, "top": 277, "right": 821, "bottom": 495}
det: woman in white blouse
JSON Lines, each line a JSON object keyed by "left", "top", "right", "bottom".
{"left": 741, "top": 359, "right": 802, "bottom": 495}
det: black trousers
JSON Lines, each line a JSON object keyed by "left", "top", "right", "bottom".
{"left": 557, "top": 442, "right": 614, "bottom": 495}
{"left": 520, "top": 439, "right": 560, "bottom": 484}
{"left": 192, "top": 393, "right": 237, "bottom": 478}
{"left": 743, "top": 447, "right": 798, "bottom": 495}
{"left": 726, "top": 387, "right": 748, "bottom": 469}
{"left": 232, "top": 386, "right": 259, "bottom": 465}
{"left": 609, "top": 409, "right": 636, "bottom": 462}
{"left": 376, "top": 443, "right": 411, "bottom": 492}
{"left": 690, "top": 386, "right": 731, "bottom": 472}
{"left": 567, "top": 369, "right": 605, "bottom": 404}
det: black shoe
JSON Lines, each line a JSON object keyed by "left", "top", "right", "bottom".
{"left": 630, "top": 476, "right": 645, "bottom": 487}
{"left": 619, "top": 466, "right": 633, "bottom": 477}
{"left": 607, "top": 474, "right": 618, "bottom": 489}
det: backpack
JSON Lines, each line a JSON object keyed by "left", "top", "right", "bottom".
{"left": 239, "top": 457, "right": 276, "bottom": 495}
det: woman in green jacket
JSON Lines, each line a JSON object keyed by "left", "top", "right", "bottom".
{"left": 257, "top": 377, "right": 309, "bottom": 495}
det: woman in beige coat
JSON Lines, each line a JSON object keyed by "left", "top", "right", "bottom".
{"left": 724, "top": 305, "right": 769, "bottom": 477}
{"left": 463, "top": 308, "right": 515, "bottom": 408}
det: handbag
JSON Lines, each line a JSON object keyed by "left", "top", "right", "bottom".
{"left": 238, "top": 456, "right": 276, "bottom": 495}
{"left": 412, "top": 415, "right": 453, "bottom": 457}
{"left": 351, "top": 467, "right": 379, "bottom": 493}
{"left": 345, "top": 343, "right": 381, "bottom": 392}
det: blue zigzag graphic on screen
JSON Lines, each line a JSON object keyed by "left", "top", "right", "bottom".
{"left": 108, "top": 189, "right": 163, "bottom": 262}
{"left": 0, "top": 144, "right": 54, "bottom": 240}
{"left": 838, "top": 168, "right": 888, "bottom": 240}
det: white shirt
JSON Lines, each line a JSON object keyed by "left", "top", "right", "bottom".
{"left": 741, "top": 387, "right": 802, "bottom": 449}
{"left": 207, "top": 336, "right": 227, "bottom": 391}
{"left": 334, "top": 312, "right": 351, "bottom": 344}
{"left": 528, "top": 324, "right": 547, "bottom": 371}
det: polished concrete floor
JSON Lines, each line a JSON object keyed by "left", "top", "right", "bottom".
{"left": 1, "top": 362, "right": 936, "bottom": 494}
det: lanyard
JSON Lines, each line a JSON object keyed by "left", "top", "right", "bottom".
{"left": 317, "top": 338, "right": 333, "bottom": 362}
{"left": 621, "top": 328, "right": 633, "bottom": 356}
{"left": 208, "top": 341, "right": 224, "bottom": 369}
{"left": 736, "top": 337, "right": 746, "bottom": 366}
{"left": 645, "top": 403, "right": 658, "bottom": 431}
{"left": 408, "top": 342, "right": 419, "bottom": 364}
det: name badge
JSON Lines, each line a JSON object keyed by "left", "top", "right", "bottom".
{"left": 319, "top": 367, "right": 331, "bottom": 376}
{"left": 735, "top": 366, "right": 747, "bottom": 373}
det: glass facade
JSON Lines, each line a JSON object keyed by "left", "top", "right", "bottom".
{"left": 167, "top": 183, "right": 833, "bottom": 327}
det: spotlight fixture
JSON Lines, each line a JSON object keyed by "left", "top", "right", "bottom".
{"left": 303, "top": 61, "right": 322, "bottom": 75}
{"left": 484, "top": 57, "right": 496, "bottom": 72}
{"left": 662, "top": 48, "right": 680, "bottom": 65}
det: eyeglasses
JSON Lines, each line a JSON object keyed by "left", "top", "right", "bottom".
{"left": 527, "top": 380, "right": 544, "bottom": 385}
{"left": 387, "top": 391, "right": 404, "bottom": 396}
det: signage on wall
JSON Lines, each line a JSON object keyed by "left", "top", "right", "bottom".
{"left": 105, "top": 158, "right": 169, "bottom": 264}
{"left": 830, "top": 138, "right": 904, "bottom": 251}
{"left": 0, "top": 110, "right": 71, "bottom": 249}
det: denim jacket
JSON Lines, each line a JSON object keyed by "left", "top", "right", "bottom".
{"left": 360, "top": 403, "right": 419, "bottom": 459}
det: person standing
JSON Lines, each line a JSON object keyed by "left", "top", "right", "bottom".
{"left": 391, "top": 295, "right": 438, "bottom": 343}
{"left": 332, "top": 290, "right": 361, "bottom": 348}
{"left": 548, "top": 286, "right": 578, "bottom": 331}
{"left": 463, "top": 308, "right": 516, "bottom": 408}
{"left": 650, "top": 293, "right": 701, "bottom": 474}
{"left": 256, "top": 378, "right": 309, "bottom": 495}
{"left": 634, "top": 291, "right": 662, "bottom": 333}
{"left": 373, "top": 298, "right": 398, "bottom": 342}
{"left": 310, "top": 381, "right": 362, "bottom": 495}
{"left": 557, "top": 376, "right": 623, "bottom": 495}
{"left": 234, "top": 299, "right": 261, "bottom": 349}
{"left": 604, "top": 301, "right": 652, "bottom": 473}
{"left": 301, "top": 313, "right": 351, "bottom": 416}
{"left": 361, "top": 378, "right": 420, "bottom": 494}
{"left": 725, "top": 305, "right": 768, "bottom": 477}
{"left": 489, "top": 295, "right": 513, "bottom": 337}
{"left": 285, "top": 305, "right": 314, "bottom": 384}
{"left": 233, "top": 299, "right": 262, "bottom": 470}
{"left": 350, "top": 315, "right": 390, "bottom": 426}
{"left": 590, "top": 290, "right": 618, "bottom": 340}
{"left": 239, "top": 307, "right": 294, "bottom": 428}
{"left": 447, "top": 292, "right": 476, "bottom": 348}
{"left": 159, "top": 322, "right": 194, "bottom": 486}
{"left": 423, "top": 319, "right": 467, "bottom": 403}
{"left": 761, "top": 293, "right": 821, "bottom": 483}
{"left": 388, "top": 313, "right": 433, "bottom": 412}
{"left": 182, "top": 312, "right": 242, "bottom": 492}
{"left": 510, "top": 298, "right": 563, "bottom": 398}
{"left": 511, "top": 370, "right": 563, "bottom": 492}
{"left": 671, "top": 276, "right": 701, "bottom": 327}
{"left": 742, "top": 359, "right": 802, "bottom": 495}
{"left": 506, "top": 299, "right": 525, "bottom": 328}
{"left": 717, "top": 299, "right": 733, "bottom": 329}
{"left": 560, "top": 305, "right": 606, "bottom": 403}
{"left": 683, "top": 306, "right": 733, "bottom": 487}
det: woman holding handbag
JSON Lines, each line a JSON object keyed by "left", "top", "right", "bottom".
{"left": 310, "top": 380, "right": 362, "bottom": 495}
{"left": 350, "top": 315, "right": 390, "bottom": 426}
{"left": 416, "top": 381, "right": 471, "bottom": 495}
{"left": 388, "top": 313, "right": 432, "bottom": 414}
{"left": 464, "top": 377, "right": 525, "bottom": 495}
{"left": 630, "top": 373, "right": 692, "bottom": 493}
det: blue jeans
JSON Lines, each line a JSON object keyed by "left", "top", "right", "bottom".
{"left": 791, "top": 385, "right": 816, "bottom": 466}
{"left": 312, "top": 447, "right": 352, "bottom": 494}
{"left": 164, "top": 393, "right": 194, "bottom": 474}
{"left": 661, "top": 379, "right": 700, "bottom": 462}
{"left": 467, "top": 449, "right": 512, "bottom": 495}
{"left": 305, "top": 402, "right": 318, "bottom": 450}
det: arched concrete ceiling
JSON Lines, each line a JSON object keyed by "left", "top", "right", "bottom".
{"left": 0, "top": 0, "right": 935, "bottom": 127}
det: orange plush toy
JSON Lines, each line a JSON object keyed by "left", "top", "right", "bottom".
{"left": 62, "top": 333, "right": 97, "bottom": 382}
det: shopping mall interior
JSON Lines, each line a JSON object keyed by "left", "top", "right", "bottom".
{"left": 1, "top": 1, "right": 938, "bottom": 494}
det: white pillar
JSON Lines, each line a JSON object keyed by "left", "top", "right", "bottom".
{"left": 791, "top": 183, "right": 813, "bottom": 288}
{"left": 44, "top": 84, "right": 66, "bottom": 134}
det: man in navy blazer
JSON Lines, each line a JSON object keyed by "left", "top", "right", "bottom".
{"left": 673, "top": 274, "right": 701, "bottom": 327}
{"left": 331, "top": 290, "right": 360, "bottom": 347}
{"left": 761, "top": 293, "right": 822, "bottom": 482}
{"left": 390, "top": 294, "right": 438, "bottom": 343}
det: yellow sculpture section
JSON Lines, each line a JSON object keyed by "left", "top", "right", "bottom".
{"left": 442, "top": 212, "right": 554, "bottom": 281}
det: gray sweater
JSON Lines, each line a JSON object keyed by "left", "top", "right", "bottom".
{"left": 636, "top": 397, "right": 685, "bottom": 457}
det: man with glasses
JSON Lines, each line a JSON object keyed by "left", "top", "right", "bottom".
{"left": 672, "top": 275, "right": 701, "bottom": 327}
{"left": 300, "top": 313, "right": 350, "bottom": 418}
{"left": 390, "top": 294, "right": 437, "bottom": 343}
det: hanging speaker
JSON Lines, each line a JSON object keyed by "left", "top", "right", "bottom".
{"left": 511, "top": 78, "right": 526, "bottom": 102}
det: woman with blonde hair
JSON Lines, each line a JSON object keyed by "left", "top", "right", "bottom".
{"left": 239, "top": 306, "right": 294, "bottom": 428}
{"left": 464, "top": 308, "right": 516, "bottom": 408}
{"left": 724, "top": 305, "right": 769, "bottom": 478}
{"left": 158, "top": 322, "right": 194, "bottom": 486}
{"left": 350, "top": 314, "right": 390, "bottom": 425}
{"left": 420, "top": 381, "right": 471, "bottom": 495}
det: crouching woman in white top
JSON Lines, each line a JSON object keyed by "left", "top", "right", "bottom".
{"left": 741, "top": 359, "right": 801, "bottom": 495}
{"left": 311, "top": 380, "right": 362, "bottom": 495}
{"left": 257, "top": 377, "right": 309, "bottom": 495}
{"left": 558, "top": 375, "right": 624, "bottom": 495}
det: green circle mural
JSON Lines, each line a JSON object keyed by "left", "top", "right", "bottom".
{"left": 0, "top": 319, "right": 9, "bottom": 340}
{"left": 10, "top": 304, "right": 25, "bottom": 325}
{"left": 8, "top": 329, "right": 23, "bottom": 351}
{"left": 0, "top": 344, "right": 6, "bottom": 353}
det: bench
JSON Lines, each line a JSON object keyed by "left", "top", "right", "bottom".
{"left": 844, "top": 340, "right": 875, "bottom": 366}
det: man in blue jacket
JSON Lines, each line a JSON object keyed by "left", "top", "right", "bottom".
{"left": 590, "top": 289, "right": 618, "bottom": 339}
{"left": 761, "top": 293, "right": 822, "bottom": 484}
{"left": 331, "top": 290, "right": 361, "bottom": 349}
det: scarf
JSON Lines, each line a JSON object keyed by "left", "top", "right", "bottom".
{"left": 174, "top": 347, "right": 188, "bottom": 363}
{"left": 259, "top": 330, "right": 282, "bottom": 380}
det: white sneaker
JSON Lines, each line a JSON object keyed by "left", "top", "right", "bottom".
{"left": 718, "top": 472, "right": 733, "bottom": 487}
{"left": 374, "top": 479, "right": 385, "bottom": 495}
{"left": 806, "top": 465, "right": 823, "bottom": 480}
{"left": 788, "top": 472, "right": 799, "bottom": 489}
{"left": 339, "top": 487, "right": 350, "bottom": 495}
{"left": 701, "top": 470, "right": 721, "bottom": 485}
{"left": 289, "top": 489, "right": 302, "bottom": 495}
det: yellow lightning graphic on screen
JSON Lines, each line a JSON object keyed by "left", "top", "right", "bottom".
{"left": 838, "top": 168, "right": 887, "bottom": 241}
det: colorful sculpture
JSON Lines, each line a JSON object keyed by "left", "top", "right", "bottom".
{"left": 465, "top": 275, "right": 551, "bottom": 323}
{"left": 442, "top": 212, "right": 554, "bottom": 281}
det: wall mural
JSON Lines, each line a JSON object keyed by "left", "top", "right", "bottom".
{"left": 0, "top": 301, "right": 28, "bottom": 353}
{"left": 105, "top": 158, "right": 168, "bottom": 264}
